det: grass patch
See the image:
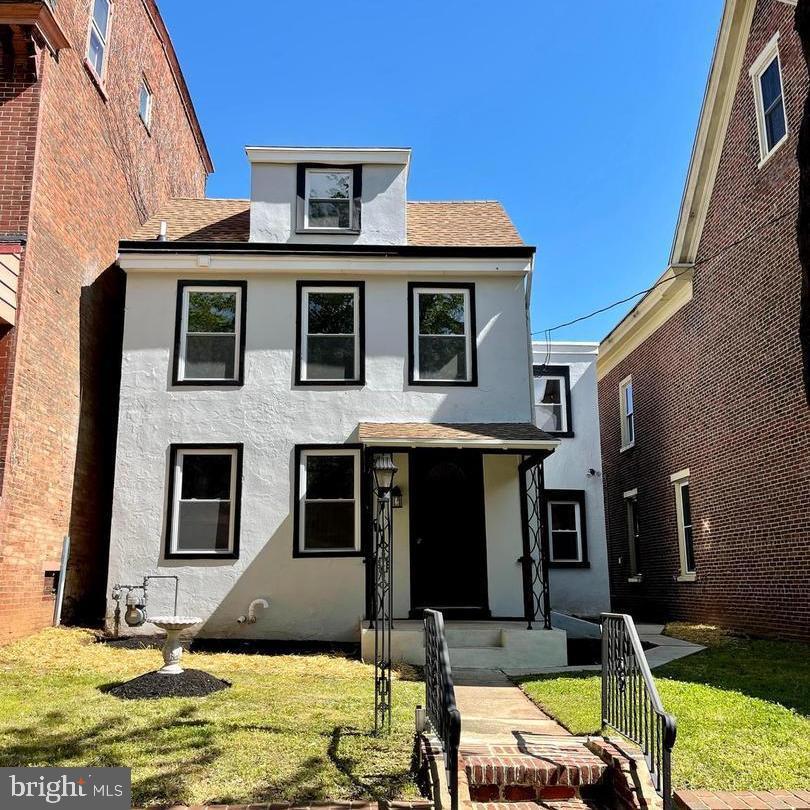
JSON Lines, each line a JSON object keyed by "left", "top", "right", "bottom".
{"left": 0, "top": 628, "right": 423, "bottom": 807}
{"left": 517, "top": 624, "right": 810, "bottom": 790}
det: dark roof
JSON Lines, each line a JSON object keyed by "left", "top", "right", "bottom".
{"left": 357, "top": 422, "right": 557, "bottom": 447}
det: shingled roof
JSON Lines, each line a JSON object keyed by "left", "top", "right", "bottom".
{"left": 357, "top": 422, "right": 557, "bottom": 448}
{"left": 128, "top": 198, "right": 523, "bottom": 247}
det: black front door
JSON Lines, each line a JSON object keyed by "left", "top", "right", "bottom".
{"left": 409, "top": 449, "right": 490, "bottom": 618}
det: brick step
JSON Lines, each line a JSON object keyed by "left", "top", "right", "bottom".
{"left": 463, "top": 739, "right": 608, "bottom": 801}
{"left": 472, "top": 797, "right": 608, "bottom": 810}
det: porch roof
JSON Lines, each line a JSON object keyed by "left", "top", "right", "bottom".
{"left": 357, "top": 422, "right": 559, "bottom": 451}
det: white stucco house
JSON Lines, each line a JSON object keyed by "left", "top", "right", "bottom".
{"left": 533, "top": 341, "right": 610, "bottom": 619}
{"left": 106, "top": 146, "right": 592, "bottom": 667}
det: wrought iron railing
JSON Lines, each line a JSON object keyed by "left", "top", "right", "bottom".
{"left": 601, "top": 613, "right": 677, "bottom": 809}
{"left": 518, "top": 455, "right": 551, "bottom": 629}
{"left": 423, "top": 609, "right": 462, "bottom": 810}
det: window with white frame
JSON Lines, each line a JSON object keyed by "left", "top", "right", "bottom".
{"left": 304, "top": 168, "right": 355, "bottom": 230}
{"left": 619, "top": 375, "right": 635, "bottom": 448}
{"left": 297, "top": 283, "right": 363, "bottom": 384}
{"left": 167, "top": 445, "right": 241, "bottom": 558}
{"left": 534, "top": 365, "right": 572, "bottom": 435}
{"left": 296, "top": 447, "right": 361, "bottom": 554}
{"left": 174, "top": 281, "right": 245, "bottom": 384}
{"left": 624, "top": 489, "right": 641, "bottom": 578}
{"left": 409, "top": 284, "right": 476, "bottom": 384}
{"left": 671, "top": 470, "right": 695, "bottom": 576}
{"left": 750, "top": 34, "right": 788, "bottom": 162}
{"left": 139, "top": 77, "right": 152, "bottom": 129}
{"left": 545, "top": 490, "right": 588, "bottom": 565}
{"left": 86, "top": 0, "right": 111, "bottom": 78}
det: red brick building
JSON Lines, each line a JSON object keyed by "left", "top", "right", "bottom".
{"left": 598, "top": 0, "right": 809, "bottom": 642}
{"left": 0, "top": 0, "right": 211, "bottom": 642}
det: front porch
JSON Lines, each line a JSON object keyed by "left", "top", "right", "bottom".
{"left": 357, "top": 422, "right": 567, "bottom": 670}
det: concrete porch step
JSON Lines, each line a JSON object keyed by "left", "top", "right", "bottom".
{"left": 472, "top": 798, "right": 608, "bottom": 810}
{"left": 448, "top": 646, "right": 505, "bottom": 668}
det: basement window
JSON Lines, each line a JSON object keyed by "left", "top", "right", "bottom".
{"left": 295, "top": 446, "right": 362, "bottom": 556}
{"left": 86, "top": 0, "right": 111, "bottom": 78}
{"left": 166, "top": 445, "right": 242, "bottom": 559}
{"left": 174, "top": 281, "right": 247, "bottom": 385}
{"left": 750, "top": 34, "right": 788, "bottom": 163}
{"left": 296, "top": 282, "right": 364, "bottom": 384}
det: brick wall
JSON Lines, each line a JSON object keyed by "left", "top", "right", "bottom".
{"left": 598, "top": 0, "right": 810, "bottom": 642}
{"left": 0, "top": 0, "right": 209, "bottom": 643}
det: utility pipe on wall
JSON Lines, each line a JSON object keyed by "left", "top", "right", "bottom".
{"left": 52, "top": 535, "right": 70, "bottom": 626}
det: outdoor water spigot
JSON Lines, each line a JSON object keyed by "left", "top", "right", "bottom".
{"left": 124, "top": 591, "right": 146, "bottom": 627}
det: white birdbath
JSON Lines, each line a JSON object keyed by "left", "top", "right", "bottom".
{"left": 150, "top": 616, "right": 201, "bottom": 675}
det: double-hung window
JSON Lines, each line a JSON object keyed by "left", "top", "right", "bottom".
{"left": 174, "top": 281, "right": 246, "bottom": 385}
{"left": 295, "top": 446, "right": 362, "bottom": 556}
{"left": 86, "top": 0, "right": 111, "bottom": 79}
{"left": 624, "top": 489, "right": 641, "bottom": 579}
{"left": 139, "top": 77, "right": 153, "bottom": 129}
{"left": 534, "top": 365, "right": 573, "bottom": 436}
{"left": 750, "top": 34, "right": 788, "bottom": 163}
{"left": 671, "top": 469, "right": 696, "bottom": 579}
{"left": 619, "top": 375, "right": 635, "bottom": 449}
{"left": 297, "top": 165, "right": 361, "bottom": 232}
{"left": 296, "top": 282, "right": 364, "bottom": 384}
{"left": 545, "top": 490, "right": 588, "bottom": 566}
{"left": 409, "top": 283, "right": 477, "bottom": 385}
{"left": 166, "top": 444, "right": 242, "bottom": 559}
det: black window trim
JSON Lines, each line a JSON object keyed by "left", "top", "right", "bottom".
{"left": 164, "top": 442, "right": 243, "bottom": 561}
{"left": 407, "top": 281, "right": 478, "bottom": 387}
{"left": 172, "top": 279, "right": 247, "bottom": 387}
{"left": 544, "top": 488, "right": 589, "bottom": 568}
{"left": 294, "top": 280, "right": 366, "bottom": 387}
{"left": 296, "top": 163, "right": 362, "bottom": 235}
{"left": 533, "top": 363, "right": 574, "bottom": 437}
{"left": 292, "top": 443, "right": 366, "bottom": 559}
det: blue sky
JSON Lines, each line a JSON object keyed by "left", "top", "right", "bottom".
{"left": 161, "top": 1, "right": 723, "bottom": 342}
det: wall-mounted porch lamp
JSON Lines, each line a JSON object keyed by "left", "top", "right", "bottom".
{"left": 372, "top": 452, "right": 398, "bottom": 495}
{"left": 390, "top": 486, "right": 403, "bottom": 509}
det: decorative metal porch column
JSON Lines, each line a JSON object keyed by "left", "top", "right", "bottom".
{"left": 371, "top": 452, "right": 396, "bottom": 734}
{"left": 518, "top": 454, "right": 552, "bottom": 630}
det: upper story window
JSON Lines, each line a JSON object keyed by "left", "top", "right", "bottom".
{"left": 173, "top": 281, "right": 247, "bottom": 386}
{"left": 294, "top": 446, "right": 362, "bottom": 556}
{"left": 86, "top": 0, "right": 111, "bottom": 78}
{"left": 408, "top": 283, "right": 477, "bottom": 386}
{"left": 624, "top": 488, "right": 641, "bottom": 580}
{"left": 671, "top": 469, "right": 695, "bottom": 579}
{"left": 546, "top": 490, "right": 588, "bottom": 567}
{"left": 619, "top": 375, "right": 634, "bottom": 449}
{"left": 166, "top": 444, "right": 242, "bottom": 559}
{"left": 534, "top": 364, "right": 573, "bottom": 436}
{"left": 139, "top": 77, "right": 153, "bottom": 129}
{"left": 296, "top": 282, "right": 364, "bottom": 385}
{"left": 297, "top": 165, "right": 361, "bottom": 233}
{"left": 750, "top": 33, "right": 788, "bottom": 163}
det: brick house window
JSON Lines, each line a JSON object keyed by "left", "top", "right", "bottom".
{"left": 408, "top": 283, "right": 477, "bottom": 385}
{"left": 534, "top": 364, "right": 573, "bottom": 436}
{"left": 619, "top": 375, "right": 635, "bottom": 449}
{"left": 671, "top": 469, "right": 696, "bottom": 579}
{"left": 545, "top": 490, "right": 588, "bottom": 567}
{"left": 624, "top": 488, "right": 641, "bottom": 580}
{"left": 295, "top": 282, "right": 364, "bottom": 385}
{"left": 750, "top": 33, "right": 788, "bottom": 163}
{"left": 173, "top": 281, "right": 247, "bottom": 385}
{"left": 139, "top": 78, "right": 153, "bottom": 129}
{"left": 166, "top": 444, "right": 242, "bottom": 559}
{"left": 294, "top": 446, "right": 362, "bottom": 557}
{"left": 86, "top": 0, "right": 111, "bottom": 78}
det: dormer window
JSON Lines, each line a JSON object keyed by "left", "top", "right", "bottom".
{"left": 297, "top": 165, "right": 361, "bottom": 233}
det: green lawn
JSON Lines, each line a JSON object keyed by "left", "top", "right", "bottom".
{"left": 518, "top": 624, "right": 810, "bottom": 790}
{"left": 0, "top": 628, "right": 423, "bottom": 807}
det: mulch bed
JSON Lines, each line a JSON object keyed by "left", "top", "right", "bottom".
{"left": 106, "top": 669, "right": 231, "bottom": 700}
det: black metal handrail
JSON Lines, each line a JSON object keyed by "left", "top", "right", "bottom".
{"left": 601, "top": 613, "right": 677, "bottom": 809}
{"left": 423, "top": 609, "right": 462, "bottom": 810}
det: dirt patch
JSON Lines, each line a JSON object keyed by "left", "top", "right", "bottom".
{"left": 105, "top": 669, "right": 230, "bottom": 700}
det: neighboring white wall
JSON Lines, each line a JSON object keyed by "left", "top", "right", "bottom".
{"left": 532, "top": 341, "right": 610, "bottom": 617}
{"left": 249, "top": 163, "right": 408, "bottom": 245}
{"left": 108, "top": 271, "right": 534, "bottom": 640}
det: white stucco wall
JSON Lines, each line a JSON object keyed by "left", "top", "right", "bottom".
{"left": 532, "top": 341, "right": 611, "bottom": 618}
{"left": 249, "top": 163, "right": 408, "bottom": 245}
{"left": 108, "top": 269, "right": 534, "bottom": 640}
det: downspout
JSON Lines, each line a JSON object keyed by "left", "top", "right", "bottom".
{"left": 525, "top": 253, "right": 537, "bottom": 422}
{"left": 796, "top": 1, "right": 810, "bottom": 404}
